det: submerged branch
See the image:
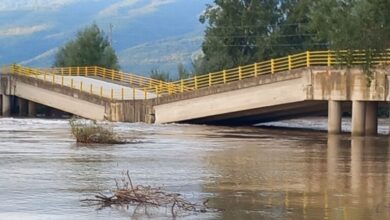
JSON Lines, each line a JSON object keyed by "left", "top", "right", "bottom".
{"left": 81, "top": 171, "right": 216, "bottom": 217}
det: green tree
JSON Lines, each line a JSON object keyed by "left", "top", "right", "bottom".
{"left": 308, "top": 0, "right": 390, "bottom": 80}
{"left": 54, "top": 23, "right": 119, "bottom": 70}
{"left": 196, "top": 0, "right": 322, "bottom": 75}
{"left": 272, "top": 0, "right": 326, "bottom": 56}
{"left": 149, "top": 68, "right": 172, "bottom": 82}
{"left": 197, "top": 0, "right": 281, "bottom": 74}
{"left": 309, "top": 0, "right": 390, "bottom": 53}
{"left": 177, "top": 63, "right": 191, "bottom": 79}
{"left": 197, "top": 0, "right": 390, "bottom": 75}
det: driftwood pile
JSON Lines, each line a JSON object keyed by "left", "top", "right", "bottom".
{"left": 81, "top": 171, "right": 212, "bottom": 217}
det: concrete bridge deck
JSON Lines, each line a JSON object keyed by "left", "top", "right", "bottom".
{"left": 34, "top": 75, "right": 156, "bottom": 100}
{"left": 0, "top": 73, "right": 156, "bottom": 122}
{"left": 1, "top": 50, "right": 390, "bottom": 136}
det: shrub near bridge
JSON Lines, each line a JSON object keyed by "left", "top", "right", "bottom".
{"left": 69, "top": 118, "right": 124, "bottom": 144}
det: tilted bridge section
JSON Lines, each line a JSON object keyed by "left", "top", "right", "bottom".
{"left": 1, "top": 50, "right": 390, "bottom": 135}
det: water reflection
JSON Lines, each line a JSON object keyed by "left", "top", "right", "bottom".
{"left": 204, "top": 133, "right": 390, "bottom": 220}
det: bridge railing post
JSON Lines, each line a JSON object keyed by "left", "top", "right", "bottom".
{"left": 208, "top": 73, "right": 212, "bottom": 87}
{"left": 159, "top": 81, "right": 163, "bottom": 93}
{"left": 238, "top": 66, "right": 242, "bottom": 80}
{"left": 223, "top": 70, "right": 227, "bottom": 83}
{"left": 271, "top": 59, "right": 275, "bottom": 74}
{"left": 288, "top": 55, "right": 292, "bottom": 70}
{"left": 306, "top": 51, "right": 311, "bottom": 67}
{"left": 94, "top": 66, "right": 97, "bottom": 76}
{"left": 155, "top": 86, "right": 159, "bottom": 98}
{"left": 327, "top": 50, "right": 332, "bottom": 67}
{"left": 194, "top": 76, "right": 198, "bottom": 89}
{"left": 129, "top": 76, "right": 134, "bottom": 86}
{"left": 180, "top": 80, "right": 184, "bottom": 93}
{"left": 254, "top": 63, "right": 258, "bottom": 77}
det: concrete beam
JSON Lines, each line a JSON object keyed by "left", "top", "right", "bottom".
{"left": 13, "top": 81, "right": 105, "bottom": 121}
{"left": 352, "top": 101, "right": 366, "bottom": 136}
{"left": 2, "top": 94, "right": 10, "bottom": 117}
{"left": 328, "top": 100, "right": 342, "bottom": 134}
{"left": 28, "top": 100, "right": 37, "bottom": 117}
{"left": 365, "top": 102, "right": 378, "bottom": 136}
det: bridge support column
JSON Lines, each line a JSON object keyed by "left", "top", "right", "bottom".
{"left": 2, "top": 95, "right": 10, "bottom": 117}
{"left": 18, "top": 98, "right": 28, "bottom": 117}
{"left": 28, "top": 101, "right": 37, "bottom": 117}
{"left": 328, "top": 100, "right": 342, "bottom": 134}
{"left": 365, "top": 102, "right": 378, "bottom": 136}
{"left": 352, "top": 101, "right": 366, "bottom": 136}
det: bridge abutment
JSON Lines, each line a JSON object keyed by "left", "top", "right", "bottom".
{"left": 328, "top": 100, "right": 342, "bottom": 134}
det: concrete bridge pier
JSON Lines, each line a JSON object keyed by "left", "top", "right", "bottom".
{"left": 365, "top": 102, "right": 378, "bottom": 136}
{"left": 2, "top": 94, "right": 10, "bottom": 117}
{"left": 27, "top": 101, "right": 37, "bottom": 118}
{"left": 328, "top": 100, "right": 342, "bottom": 134}
{"left": 28, "top": 101, "right": 37, "bottom": 117}
{"left": 18, "top": 98, "right": 28, "bottom": 117}
{"left": 352, "top": 101, "right": 367, "bottom": 136}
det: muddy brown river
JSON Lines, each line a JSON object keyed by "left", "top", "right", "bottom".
{"left": 0, "top": 117, "right": 390, "bottom": 219}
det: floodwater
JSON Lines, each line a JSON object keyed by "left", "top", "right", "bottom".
{"left": 0, "top": 117, "right": 390, "bottom": 220}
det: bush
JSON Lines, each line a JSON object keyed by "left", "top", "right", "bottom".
{"left": 54, "top": 23, "right": 119, "bottom": 70}
{"left": 69, "top": 118, "right": 124, "bottom": 144}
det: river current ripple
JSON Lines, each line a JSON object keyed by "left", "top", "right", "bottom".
{"left": 0, "top": 117, "right": 390, "bottom": 220}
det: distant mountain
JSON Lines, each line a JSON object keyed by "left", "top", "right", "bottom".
{"left": 0, "top": 0, "right": 211, "bottom": 76}
{"left": 119, "top": 32, "right": 203, "bottom": 76}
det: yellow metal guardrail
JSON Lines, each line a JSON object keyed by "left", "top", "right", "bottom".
{"left": 35, "top": 66, "right": 172, "bottom": 90}
{"left": 161, "top": 49, "right": 390, "bottom": 94}
{"left": 2, "top": 49, "right": 390, "bottom": 100}
{"left": 3, "top": 65, "right": 162, "bottom": 100}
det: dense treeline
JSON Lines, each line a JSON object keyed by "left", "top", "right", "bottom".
{"left": 194, "top": 0, "right": 390, "bottom": 75}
